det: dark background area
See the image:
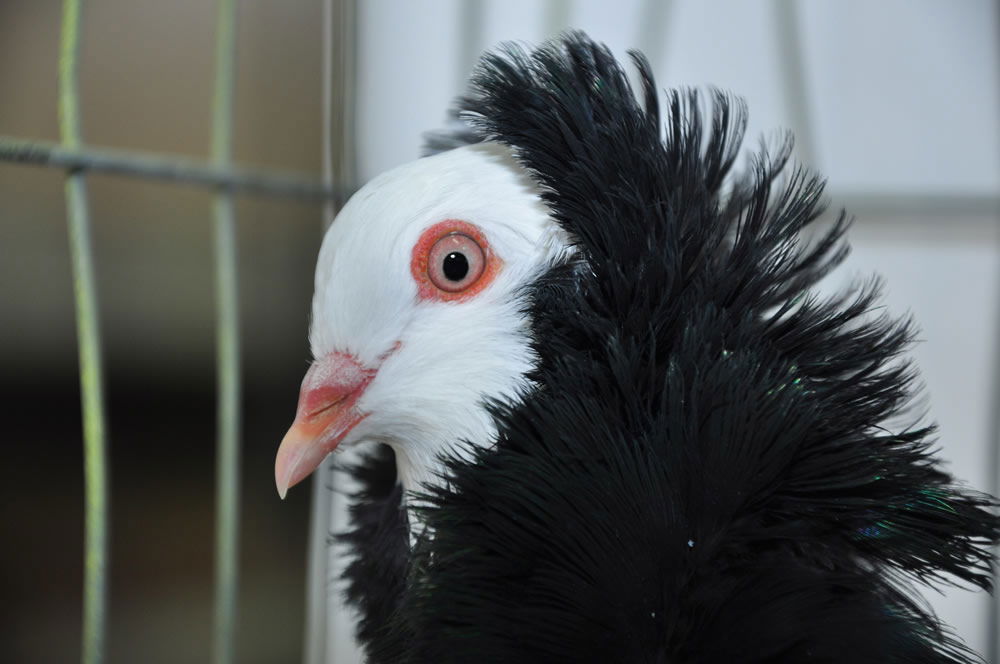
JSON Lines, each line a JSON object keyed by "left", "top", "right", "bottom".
{"left": 0, "top": 1, "right": 331, "bottom": 661}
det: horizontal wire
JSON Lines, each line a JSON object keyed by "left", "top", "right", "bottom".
{"left": 0, "top": 135, "right": 339, "bottom": 200}
{"left": 835, "top": 192, "right": 1000, "bottom": 219}
{"left": 0, "top": 137, "right": 996, "bottom": 219}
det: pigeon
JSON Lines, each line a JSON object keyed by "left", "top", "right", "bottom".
{"left": 277, "top": 33, "right": 999, "bottom": 663}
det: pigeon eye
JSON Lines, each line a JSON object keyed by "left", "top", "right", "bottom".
{"left": 428, "top": 233, "right": 484, "bottom": 291}
{"left": 411, "top": 220, "right": 501, "bottom": 302}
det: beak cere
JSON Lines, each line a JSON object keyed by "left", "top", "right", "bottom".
{"left": 275, "top": 352, "right": 375, "bottom": 498}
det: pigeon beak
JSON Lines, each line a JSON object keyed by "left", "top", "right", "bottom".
{"left": 275, "top": 352, "right": 376, "bottom": 499}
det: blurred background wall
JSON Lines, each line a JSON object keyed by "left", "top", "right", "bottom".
{"left": 0, "top": 1, "right": 998, "bottom": 663}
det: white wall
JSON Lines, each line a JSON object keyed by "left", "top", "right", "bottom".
{"left": 320, "top": 2, "right": 1000, "bottom": 661}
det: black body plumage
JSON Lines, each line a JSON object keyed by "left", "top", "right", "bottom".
{"left": 341, "top": 34, "right": 1000, "bottom": 663}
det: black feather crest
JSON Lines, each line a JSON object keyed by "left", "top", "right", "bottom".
{"left": 344, "top": 33, "right": 999, "bottom": 663}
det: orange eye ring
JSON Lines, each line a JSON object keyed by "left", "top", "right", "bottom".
{"left": 411, "top": 220, "right": 502, "bottom": 302}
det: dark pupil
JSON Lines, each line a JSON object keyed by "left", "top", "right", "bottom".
{"left": 442, "top": 251, "right": 469, "bottom": 281}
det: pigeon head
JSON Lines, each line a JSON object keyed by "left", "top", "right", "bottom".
{"left": 275, "top": 141, "right": 568, "bottom": 498}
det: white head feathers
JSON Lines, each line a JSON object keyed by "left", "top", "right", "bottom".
{"left": 309, "top": 142, "right": 569, "bottom": 494}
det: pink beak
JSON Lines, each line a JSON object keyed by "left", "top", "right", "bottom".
{"left": 275, "top": 352, "right": 375, "bottom": 498}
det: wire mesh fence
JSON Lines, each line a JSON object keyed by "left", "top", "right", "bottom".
{"left": 2, "top": 2, "right": 344, "bottom": 662}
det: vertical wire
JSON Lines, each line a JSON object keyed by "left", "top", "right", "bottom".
{"left": 457, "top": 0, "right": 485, "bottom": 91}
{"left": 332, "top": 0, "right": 358, "bottom": 215}
{"left": 988, "top": 6, "right": 1000, "bottom": 661}
{"left": 544, "top": 0, "right": 572, "bottom": 37}
{"left": 59, "top": 2, "right": 109, "bottom": 664}
{"left": 307, "top": 4, "right": 336, "bottom": 658}
{"left": 772, "top": 0, "right": 817, "bottom": 166}
{"left": 321, "top": 0, "right": 336, "bottom": 229}
{"left": 636, "top": 0, "right": 673, "bottom": 78}
{"left": 210, "top": 1, "right": 241, "bottom": 663}
{"left": 311, "top": 1, "right": 361, "bottom": 662}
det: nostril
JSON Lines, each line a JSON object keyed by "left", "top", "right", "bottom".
{"left": 304, "top": 384, "right": 357, "bottom": 418}
{"left": 298, "top": 351, "right": 377, "bottom": 419}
